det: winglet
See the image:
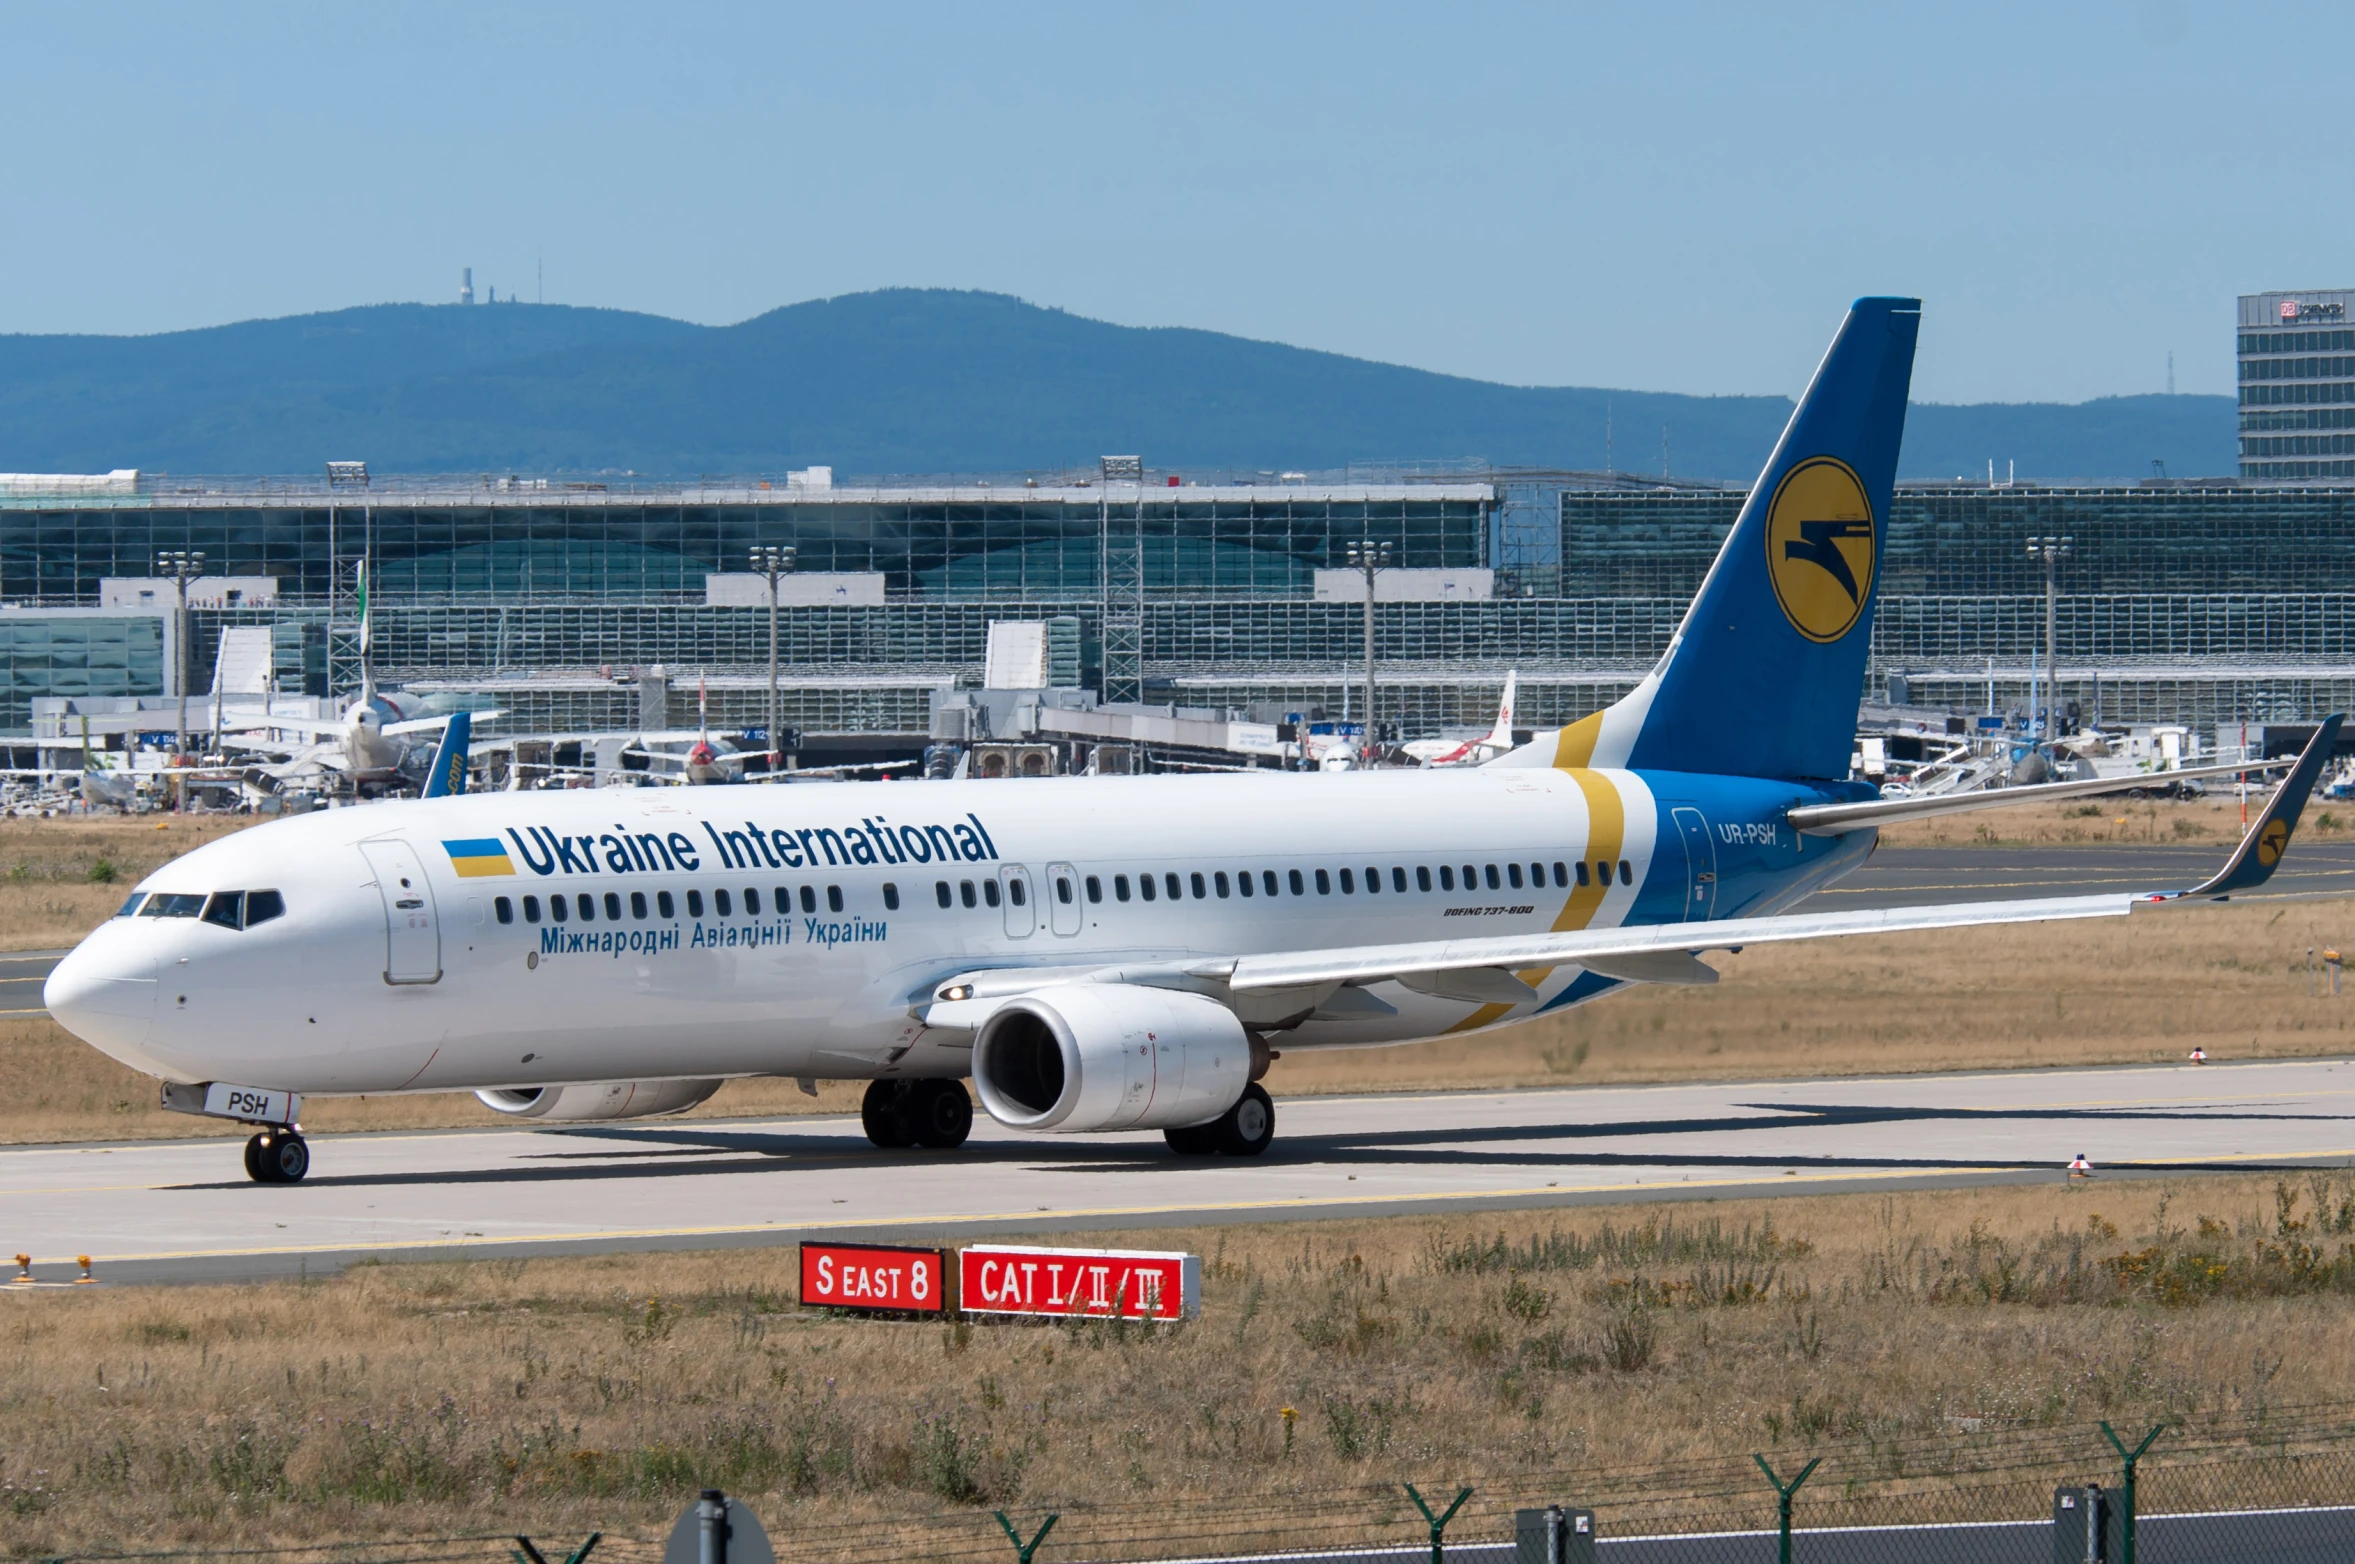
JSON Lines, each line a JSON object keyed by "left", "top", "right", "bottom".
{"left": 421, "top": 710, "right": 472, "bottom": 799}
{"left": 2179, "top": 714, "right": 2342, "bottom": 898}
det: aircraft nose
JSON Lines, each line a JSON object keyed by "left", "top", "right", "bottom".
{"left": 43, "top": 935, "right": 157, "bottom": 1055}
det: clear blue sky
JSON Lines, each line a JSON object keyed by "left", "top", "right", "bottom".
{"left": 0, "top": 1, "right": 2335, "bottom": 404}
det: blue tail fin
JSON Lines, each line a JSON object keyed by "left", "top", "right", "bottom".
{"left": 421, "top": 711, "right": 471, "bottom": 798}
{"left": 1503, "top": 297, "right": 1920, "bottom": 780}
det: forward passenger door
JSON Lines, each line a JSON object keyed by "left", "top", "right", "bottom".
{"left": 358, "top": 838, "right": 442, "bottom": 984}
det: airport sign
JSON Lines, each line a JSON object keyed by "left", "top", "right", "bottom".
{"left": 797, "top": 1241, "right": 947, "bottom": 1314}
{"left": 959, "top": 1244, "right": 1200, "bottom": 1320}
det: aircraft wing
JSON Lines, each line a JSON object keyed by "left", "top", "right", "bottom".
{"left": 1787, "top": 753, "right": 2297, "bottom": 835}
{"left": 918, "top": 715, "right": 2341, "bottom": 1021}
{"left": 224, "top": 714, "right": 347, "bottom": 739}
{"left": 384, "top": 709, "right": 503, "bottom": 738}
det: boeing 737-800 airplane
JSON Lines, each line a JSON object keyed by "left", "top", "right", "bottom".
{"left": 44, "top": 298, "right": 2340, "bottom": 1183}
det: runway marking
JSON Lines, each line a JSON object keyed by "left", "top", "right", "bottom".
{"left": 54, "top": 1150, "right": 2355, "bottom": 1268}
{"left": 0, "top": 1007, "right": 49, "bottom": 1017}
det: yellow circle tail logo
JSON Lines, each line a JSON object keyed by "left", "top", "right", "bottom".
{"left": 2258, "top": 818, "right": 2290, "bottom": 866}
{"left": 1764, "top": 456, "right": 1877, "bottom": 644}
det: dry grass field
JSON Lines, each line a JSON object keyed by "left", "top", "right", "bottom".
{"left": 6, "top": 806, "right": 2355, "bottom": 1142}
{"left": 3, "top": 1175, "right": 2353, "bottom": 1554}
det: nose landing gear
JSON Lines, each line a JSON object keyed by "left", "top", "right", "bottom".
{"left": 243, "top": 1128, "right": 310, "bottom": 1184}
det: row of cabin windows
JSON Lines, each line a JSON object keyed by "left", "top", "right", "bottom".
{"left": 494, "top": 881, "right": 877, "bottom": 926}
{"left": 1084, "top": 858, "right": 1631, "bottom": 904}
{"left": 935, "top": 877, "right": 1028, "bottom": 909}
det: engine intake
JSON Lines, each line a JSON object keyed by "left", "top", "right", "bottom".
{"left": 475, "top": 1079, "right": 722, "bottom": 1122}
{"left": 972, "top": 985, "right": 1248, "bottom": 1134}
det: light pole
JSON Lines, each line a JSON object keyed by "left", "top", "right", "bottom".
{"left": 1345, "top": 539, "right": 1391, "bottom": 750}
{"left": 2026, "top": 535, "right": 2072, "bottom": 748}
{"left": 157, "top": 549, "right": 204, "bottom": 759}
{"left": 749, "top": 544, "right": 796, "bottom": 772}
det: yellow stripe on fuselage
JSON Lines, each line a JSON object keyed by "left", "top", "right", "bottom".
{"left": 1445, "top": 766, "right": 1625, "bottom": 1033}
{"left": 448, "top": 856, "right": 514, "bottom": 878}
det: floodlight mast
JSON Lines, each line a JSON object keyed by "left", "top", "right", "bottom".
{"left": 1345, "top": 539, "right": 1391, "bottom": 749}
{"left": 2026, "top": 535, "right": 2073, "bottom": 748}
{"left": 156, "top": 548, "right": 204, "bottom": 804}
{"left": 750, "top": 545, "right": 797, "bottom": 769}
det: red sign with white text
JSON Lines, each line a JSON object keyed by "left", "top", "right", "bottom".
{"left": 799, "top": 1241, "right": 947, "bottom": 1314}
{"left": 959, "top": 1244, "right": 1200, "bottom": 1320}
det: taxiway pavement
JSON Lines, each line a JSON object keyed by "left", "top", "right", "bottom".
{"left": 8, "top": 1057, "right": 2355, "bottom": 1284}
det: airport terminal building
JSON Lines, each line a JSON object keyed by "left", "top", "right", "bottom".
{"left": 5, "top": 464, "right": 2355, "bottom": 748}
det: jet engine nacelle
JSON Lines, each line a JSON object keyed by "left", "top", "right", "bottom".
{"left": 971, "top": 985, "right": 1248, "bottom": 1134}
{"left": 474, "top": 1079, "right": 722, "bottom": 1122}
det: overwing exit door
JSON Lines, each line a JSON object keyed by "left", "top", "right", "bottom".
{"left": 1671, "top": 807, "right": 1717, "bottom": 921}
{"left": 358, "top": 839, "right": 442, "bottom": 984}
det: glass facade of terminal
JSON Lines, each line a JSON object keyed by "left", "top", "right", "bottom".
{"left": 9, "top": 478, "right": 2355, "bottom": 737}
{"left": 0, "top": 612, "right": 167, "bottom": 730}
{"left": 2240, "top": 291, "right": 2355, "bottom": 479}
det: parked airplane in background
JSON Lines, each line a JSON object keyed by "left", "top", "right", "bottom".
{"left": 1403, "top": 671, "right": 1518, "bottom": 767}
{"left": 45, "top": 297, "right": 2338, "bottom": 1185}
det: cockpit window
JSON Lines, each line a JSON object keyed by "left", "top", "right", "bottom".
{"left": 201, "top": 892, "right": 244, "bottom": 930}
{"left": 115, "top": 893, "right": 146, "bottom": 917}
{"left": 186, "top": 890, "right": 284, "bottom": 930}
{"left": 139, "top": 893, "right": 205, "bottom": 919}
{"left": 245, "top": 890, "right": 285, "bottom": 927}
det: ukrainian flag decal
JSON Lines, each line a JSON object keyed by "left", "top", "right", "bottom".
{"left": 442, "top": 837, "right": 515, "bottom": 878}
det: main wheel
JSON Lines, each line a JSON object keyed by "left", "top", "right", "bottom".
{"left": 1215, "top": 1083, "right": 1275, "bottom": 1157}
{"left": 1163, "top": 1121, "right": 1220, "bottom": 1156}
{"left": 910, "top": 1080, "right": 974, "bottom": 1149}
{"left": 861, "top": 1081, "right": 916, "bottom": 1149}
{"left": 243, "top": 1133, "right": 269, "bottom": 1183}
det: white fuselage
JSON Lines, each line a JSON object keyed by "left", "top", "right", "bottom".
{"left": 44, "top": 768, "right": 1844, "bottom": 1102}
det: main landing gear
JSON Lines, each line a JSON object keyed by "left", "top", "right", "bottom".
{"left": 862, "top": 1080, "right": 974, "bottom": 1150}
{"left": 243, "top": 1127, "right": 310, "bottom": 1184}
{"left": 1164, "top": 1083, "right": 1275, "bottom": 1158}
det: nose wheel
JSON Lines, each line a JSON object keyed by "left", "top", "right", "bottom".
{"left": 243, "top": 1129, "right": 310, "bottom": 1184}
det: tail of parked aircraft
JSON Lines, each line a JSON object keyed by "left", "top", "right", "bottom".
{"left": 1498, "top": 297, "right": 1920, "bottom": 781}
{"left": 421, "top": 710, "right": 471, "bottom": 798}
{"left": 1482, "top": 670, "right": 1518, "bottom": 750}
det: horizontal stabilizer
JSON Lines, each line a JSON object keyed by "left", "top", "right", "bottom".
{"left": 1787, "top": 755, "right": 2295, "bottom": 836}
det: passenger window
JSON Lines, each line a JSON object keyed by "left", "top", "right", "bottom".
{"left": 745, "top": 888, "right": 762, "bottom": 916}
{"left": 630, "top": 891, "right": 647, "bottom": 919}
{"left": 1262, "top": 870, "right": 1278, "bottom": 896}
{"left": 1417, "top": 865, "right": 1432, "bottom": 892}
{"left": 776, "top": 886, "right": 791, "bottom": 912}
{"left": 1164, "top": 872, "right": 1181, "bottom": 901}
{"left": 1139, "top": 874, "right": 1156, "bottom": 902}
{"left": 1288, "top": 869, "right": 1305, "bottom": 895}
{"left": 1594, "top": 861, "right": 1610, "bottom": 886}
{"left": 1507, "top": 864, "right": 1523, "bottom": 890}
{"left": 685, "top": 890, "right": 702, "bottom": 917}
{"left": 1575, "top": 862, "right": 1590, "bottom": 887}
{"left": 657, "top": 890, "right": 674, "bottom": 918}
{"left": 1056, "top": 875, "right": 1074, "bottom": 905}
{"left": 715, "top": 889, "right": 732, "bottom": 917}
{"left": 883, "top": 883, "right": 900, "bottom": 911}
{"left": 524, "top": 895, "right": 542, "bottom": 923}
{"left": 495, "top": 896, "right": 514, "bottom": 925}
{"left": 1237, "top": 871, "right": 1253, "bottom": 898}
{"left": 201, "top": 892, "right": 244, "bottom": 930}
{"left": 1619, "top": 860, "right": 1633, "bottom": 885}
{"left": 937, "top": 881, "right": 953, "bottom": 909}
{"left": 828, "top": 885, "right": 844, "bottom": 912}
{"left": 985, "top": 879, "right": 1003, "bottom": 907}
{"left": 1554, "top": 862, "right": 1570, "bottom": 887}
{"left": 578, "top": 894, "right": 596, "bottom": 922}
{"left": 1315, "top": 868, "right": 1332, "bottom": 894}
{"left": 1214, "top": 871, "right": 1230, "bottom": 898}
{"left": 1530, "top": 862, "right": 1545, "bottom": 887}
{"left": 800, "top": 886, "right": 817, "bottom": 913}
{"left": 115, "top": 893, "right": 146, "bottom": 917}
{"left": 1114, "top": 874, "right": 1131, "bottom": 902}
{"left": 1439, "top": 865, "right": 1455, "bottom": 891}
{"left": 552, "top": 895, "right": 570, "bottom": 923}
{"left": 1009, "top": 879, "right": 1026, "bottom": 907}
{"left": 1086, "top": 875, "right": 1102, "bottom": 903}
{"left": 1190, "top": 872, "right": 1206, "bottom": 899}
{"left": 1484, "top": 865, "right": 1500, "bottom": 890}
{"left": 605, "top": 891, "right": 623, "bottom": 920}
{"left": 960, "top": 880, "right": 978, "bottom": 908}
{"left": 1393, "top": 866, "right": 1408, "bottom": 893}
{"left": 245, "top": 889, "right": 285, "bottom": 926}
{"left": 1366, "top": 867, "right": 1381, "bottom": 894}
{"left": 1338, "top": 868, "right": 1354, "bottom": 893}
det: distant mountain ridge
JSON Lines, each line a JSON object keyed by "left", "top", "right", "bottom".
{"left": 0, "top": 289, "right": 2236, "bottom": 481}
